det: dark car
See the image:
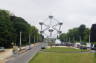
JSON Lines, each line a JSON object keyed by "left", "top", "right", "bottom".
{"left": 91, "top": 47, "right": 96, "bottom": 50}
{"left": 80, "top": 46, "right": 87, "bottom": 49}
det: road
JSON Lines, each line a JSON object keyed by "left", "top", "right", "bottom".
{"left": 6, "top": 43, "right": 47, "bottom": 63}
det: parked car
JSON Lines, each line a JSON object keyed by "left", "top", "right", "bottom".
{"left": 91, "top": 47, "right": 96, "bottom": 50}
{"left": 80, "top": 46, "right": 87, "bottom": 49}
{"left": 41, "top": 47, "right": 46, "bottom": 49}
{"left": 91, "top": 44, "right": 96, "bottom": 50}
{"left": 0, "top": 47, "right": 5, "bottom": 52}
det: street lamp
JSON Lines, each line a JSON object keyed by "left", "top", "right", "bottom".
{"left": 89, "top": 33, "right": 91, "bottom": 43}
{"left": 28, "top": 34, "right": 31, "bottom": 49}
{"left": 79, "top": 36, "right": 82, "bottom": 43}
{"left": 34, "top": 35, "right": 35, "bottom": 43}
{"left": 19, "top": 31, "right": 22, "bottom": 50}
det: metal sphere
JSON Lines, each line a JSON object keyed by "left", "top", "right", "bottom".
{"left": 59, "top": 22, "right": 63, "bottom": 25}
{"left": 40, "top": 31, "right": 44, "bottom": 34}
{"left": 49, "top": 16, "right": 53, "bottom": 19}
{"left": 39, "top": 22, "right": 44, "bottom": 25}
{"left": 49, "top": 29, "right": 54, "bottom": 32}
{"left": 58, "top": 31, "right": 62, "bottom": 34}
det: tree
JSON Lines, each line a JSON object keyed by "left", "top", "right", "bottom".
{"left": 0, "top": 9, "right": 41, "bottom": 48}
{"left": 59, "top": 24, "right": 90, "bottom": 43}
{"left": 30, "top": 26, "right": 43, "bottom": 43}
{"left": 90, "top": 24, "right": 96, "bottom": 43}
{"left": 83, "top": 28, "right": 90, "bottom": 42}
{"left": 0, "top": 10, "right": 14, "bottom": 47}
{"left": 10, "top": 16, "right": 31, "bottom": 46}
{"left": 59, "top": 33, "right": 67, "bottom": 42}
{"left": 78, "top": 24, "right": 86, "bottom": 41}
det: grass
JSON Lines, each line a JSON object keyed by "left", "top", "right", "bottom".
{"left": 43, "top": 47, "right": 88, "bottom": 52}
{"left": 29, "top": 47, "right": 95, "bottom": 63}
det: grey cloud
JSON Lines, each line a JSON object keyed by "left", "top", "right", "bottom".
{"left": 0, "top": 0, "right": 96, "bottom": 33}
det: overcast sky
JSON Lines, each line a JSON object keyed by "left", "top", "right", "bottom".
{"left": 0, "top": 0, "right": 96, "bottom": 33}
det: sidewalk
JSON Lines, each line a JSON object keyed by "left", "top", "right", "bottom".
{"left": 6, "top": 43, "right": 43, "bottom": 63}
{"left": 0, "top": 49, "right": 13, "bottom": 63}
{"left": 0, "top": 43, "right": 41, "bottom": 63}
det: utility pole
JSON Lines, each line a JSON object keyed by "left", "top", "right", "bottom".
{"left": 20, "top": 32, "right": 22, "bottom": 50}
{"left": 29, "top": 34, "right": 31, "bottom": 44}
{"left": 73, "top": 37, "right": 75, "bottom": 43}
{"left": 29, "top": 34, "right": 31, "bottom": 49}
{"left": 37, "top": 35, "right": 38, "bottom": 42}
{"left": 89, "top": 34, "right": 91, "bottom": 43}
{"left": 79, "top": 36, "right": 82, "bottom": 42}
{"left": 69, "top": 37, "right": 70, "bottom": 43}
{"left": 34, "top": 35, "right": 35, "bottom": 46}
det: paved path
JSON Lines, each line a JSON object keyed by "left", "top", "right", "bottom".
{"left": 0, "top": 49, "right": 13, "bottom": 59}
{"left": 0, "top": 49, "right": 13, "bottom": 63}
{"left": 6, "top": 43, "right": 45, "bottom": 63}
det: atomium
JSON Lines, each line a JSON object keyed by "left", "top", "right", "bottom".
{"left": 39, "top": 16, "right": 63, "bottom": 38}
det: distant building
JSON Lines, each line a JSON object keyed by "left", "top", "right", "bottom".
{"left": 55, "top": 39, "right": 61, "bottom": 44}
{"left": 74, "top": 43, "right": 81, "bottom": 48}
{"left": 86, "top": 43, "right": 91, "bottom": 48}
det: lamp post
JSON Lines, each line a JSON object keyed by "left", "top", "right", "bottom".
{"left": 79, "top": 36, "right": 82, "bottom": 43}
{"left": 88, "top": 33, "right": 91, "bottom": 49}
{"left": 37, "top": 34, "right": 38, "bottom": 42}
{"left": 29, "top": 34, "right": 31, "bottom": 45}
{"left": 34, "top": 34, "right": 36, "bottom": 46}
{"left": 19, "top": 31, "right": 22, "bottom": 50}
{"left": 89, "top": 34, "right": 91, "bottom": 43}
{"left": 29, "top": 34, "right": 31, "bottom": 49}
{"left": 69, "top": 37, "right": 70, "bottom": 43}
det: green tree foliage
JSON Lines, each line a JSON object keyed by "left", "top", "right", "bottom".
{"left": 83, "top": 28, "right": 90, "bottom": 42}
{"left": 0, "top": 10, "right": 14, "bottom": 47}
{"left": 10, "top": 16, "right": 31, "bottom": 46}
{"left": 59, "top": 24, "right": 90, "bottom": 43}
{"left": 78, "top": 24, "right": 86, "bottom": 41}
{"left": 59, "top": 33, "right": 68, "bottom": 42}
{"left": 0, "top": 9, "right": 41, "bottom": 48}
{"left": 30, "top": 26, "right": 44, "bottom": 43}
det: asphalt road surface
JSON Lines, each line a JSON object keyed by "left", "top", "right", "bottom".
{"left": 6, "top": 43, "right": 47, "bottom": 63}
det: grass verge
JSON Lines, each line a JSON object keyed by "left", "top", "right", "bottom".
{"left": 29, "top": 47, "right": 95, "bottom": 63}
